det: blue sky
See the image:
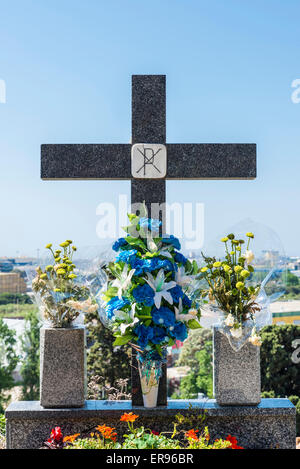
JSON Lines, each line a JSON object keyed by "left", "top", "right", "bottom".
{"left": 0, "top": 0, "right": 300, "bottom": 257}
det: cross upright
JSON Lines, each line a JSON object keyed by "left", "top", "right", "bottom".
{"left": 41, "top": 74, "right": 256, "bottom": 407}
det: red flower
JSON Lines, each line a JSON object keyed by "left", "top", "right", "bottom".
{"left": 226, "top": 434, "right": 244, "bottom": 449}
{"left": 48, "top": 427, "right": 63, "bottom": 444}
{"left": 151, "top": 430, "right": 159, "bottom": 435}
{"left": 185, "top": 429, "right": 199, "bottom": 441}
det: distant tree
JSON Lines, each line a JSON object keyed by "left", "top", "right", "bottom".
{"left": 286, "top": 271, "right": 300, "bottom": 286}
{"left": 0, "top": 293, "right": 32, "bottom": 305}
{"left": 20, "top": 309, "right": 40, "bottom": 400}
{"left": 260, "top": 325, "right": 300, "bottom": 397}
{"left": 176, "top": 328, "right": 212, "bottom": 370}
{"left": 0, "top": 318, "right": 18, "bottom": 411}
{"left": 175, "top": 329, "right": 213, "bottom": 399}
{"left": 85, "top": 310, "right": 130, "bottom": 392}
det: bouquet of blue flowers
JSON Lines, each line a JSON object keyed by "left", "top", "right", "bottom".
{"left": 100, "top": 210, "right": 201, "bottom": 358}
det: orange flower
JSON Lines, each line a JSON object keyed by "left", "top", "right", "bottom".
{"left": 120, "top": 412, "right": 139, "bottom": 423}
{"left": 185, "top": 429, "right": 199, "bottom": 441}
{"left": 63, "top": 433, "right": 80, "bottom": 443}
{"left": 96, "top": 425, "right": 117, "bottom": 442}
{"left": 226, "top": 434, "right": 244, "bottom": 449}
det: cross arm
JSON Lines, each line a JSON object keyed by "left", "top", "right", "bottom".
{"left": 41, "top": 144, "right": 132, "bottom": 179}
{"left": 166, "top": 144, "right": 256, "bottom": 179}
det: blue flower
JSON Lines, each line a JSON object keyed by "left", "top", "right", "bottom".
{"left": 170, "top": 285, "right": 184, "bottom": 303}
{"left": 151, "top": 326, "right": 169, "bottom": 345}
{"left": 182, "top": 294, "right": 192, "bottom": 308}
{"left": 174, "top": 251, "right": 188, "bottom": 265}
{"left": 152, "top": 307, "right": 176, "bottom": 327}
{"left": 139, "top": 217, "right": 162, "bottom": 233}
{"left": 134, "top": 324, "right": 154, "bottom": 349}
{"left": 162, "top": 235, "right": 181, "bottom": 250}
{"left": 132, "top": 284, "right": 155, "bottom": 306}
{"left": 106, "top": 296, "right": 130, "bottom": 319}
{"left": 112, "top": 237, "right": 127, "bottom": 252}
{"left": 169, "top": 322, "right": 188, "bottom": 342}
{"left": 116, "top": 249, "right": 137, "bottom": 264}
{"left": 154, "top": 258, "right": 176, "bottom": 272}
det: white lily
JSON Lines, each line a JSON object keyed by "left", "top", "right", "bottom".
{"left": 112, "top": 264, "right": 135, "bottom": 299}
{"left": 114, "top": 303, "right": 139, "bottom": 335}
{"left": 145, "top": 269, "right": 176, "bottom": 308}
{"left": 147, "top": 236, "right": 173, "bottom": 259}
{"left": 175, "top": 266, "right": 192, "bottom": 287}
{"left": 174, "top": 298, "right": 200, "bottom": 323}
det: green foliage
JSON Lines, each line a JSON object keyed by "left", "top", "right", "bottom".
{"left": 121, "top": 428, "right": 180, "bottom": 449}
{"left": 174, "top": 329, "right": 213, "bottom": 399}
{"left": 0, "top": 318, "right": 18, "bottom": 412}
{"left": 0, "top": 414, "right": 5, "bottom": 436}
{"left": 0, "top": 304, "right": 37, "bottom": 319}
{"left": 176, "top": 328, "right": 212, "bottom": 370}
{"left": 260, "top": 325, "right": 300, "bottom": 397}
{"left": 20, "top": 309, "right": 40, "bottom": 400}
{"left": 0, "top": 293, "right": 32, "bottom": 305}
{"left": 286, "top": 271, "right": 300, "bottom": 286}
{"left": 85, "top": 310, "right": 130, "bottom": 392}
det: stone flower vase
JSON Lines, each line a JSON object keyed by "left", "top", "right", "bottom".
{"left": 213, "top": 325, "right": 261, "bottom": 406}
{"left": 40, "top": 325, "right": 86, "bottom": 408}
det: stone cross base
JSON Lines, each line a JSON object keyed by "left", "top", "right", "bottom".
{"left": 5, "top": 399, "right": 295, "bottom": 449}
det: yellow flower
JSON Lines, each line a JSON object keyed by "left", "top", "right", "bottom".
{"left": 234, "top": 265, "right": 243, "bottom": 273}
{"left": 72, "top": 246, "right": 77, "bottom": 251}
{"left": 59, "top": 242, "right": 69, "bottom": 248}
{"left": 57, "top": 269, "right": 66, "bottom": 276}
{"left": 66, "top": 239, "right": 73, "bottom": 244}
{"left": 40, "top": 273, "right": 48, "bottom": 280}
{"left": 201, "top": 267, "right": 208, "bottom": 273}
{"left": 246, "top": 232, "right": 254, "bottom": 238}
{"left": 213, "top": 261, "right": 222, "bottom": 268}
{"left": 221, "top": 237, "right": 229, "bottom": 242}
{"left": 45, "top": 243, "right": 52, "bottom": 249}
{"left": 241, "top": 269, "right": 250, "bottom": 278}
{"left": 54, "top": 288, "right": 61, "bottom": 292}
{"left": 223, "top": 265, "right": 232, "bottom": 274}
{"left": 45, "top": 265, "right": 54, "bottom": 272}
{"left": 236, "top": 281, "right": 244, "bottom": 290}
{"left": 68, "top": 274, "right": 77, "bottom": 279}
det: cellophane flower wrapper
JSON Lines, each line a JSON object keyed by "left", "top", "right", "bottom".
{"left": 199, "top": 219, "right": 286, "bottom": 351}
{"left": 137, "top": 347, "right": 167, "bottom": 384}
{"left": 94, "top": 206, "right": 202, "bottom": 358}
{"left": 28, "top": 257, "right": 97, "bottom": 328}
{"left": 200, "top": 287, "right": 270, "bottom": 351}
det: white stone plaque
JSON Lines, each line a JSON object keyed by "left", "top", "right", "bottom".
{"left": 131, "top": 143, "right": 167, "bottom": 179}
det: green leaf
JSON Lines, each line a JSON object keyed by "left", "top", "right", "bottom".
{"left": 113, "top": 333, "right": 133, "bottom": 346}
{"left": 187, "top": 319, "right": 201, "bottom": 329}
{"left": 192, "top": 260, "right": 198, "bottom": 275}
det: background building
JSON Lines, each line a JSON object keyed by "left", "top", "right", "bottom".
{"left": 0, "top": 272, "right": 27, "bottom": 294}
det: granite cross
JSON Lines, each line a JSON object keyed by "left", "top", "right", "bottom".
{"left": 41, "top": 74, "right": 256, "bottom": 406}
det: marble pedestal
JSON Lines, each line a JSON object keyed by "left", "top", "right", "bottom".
{"left": 213, "top": 326, "right": 261, "bottom": 405}
{"left": 5, "top": 399, "right": 296, "bottom": 449}
{"left": 40, "top": 326, "right": 86, "bottom": 408}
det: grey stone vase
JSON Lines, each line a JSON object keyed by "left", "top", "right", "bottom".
{"left": 213, "top": 325, "right": 261, "bottom": 406}
{"left": 40, "top": 325, "right": 86, "bottom": 408}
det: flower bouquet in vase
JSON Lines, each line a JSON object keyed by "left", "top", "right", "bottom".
{"left": 99, "top": 207, "right": 201, "bottom": 408}
{"left": 198, "top": 232, "right": 267, "bottom": 406}
{"left": 31, "top": 240, "right": 97, "bottom": 408}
